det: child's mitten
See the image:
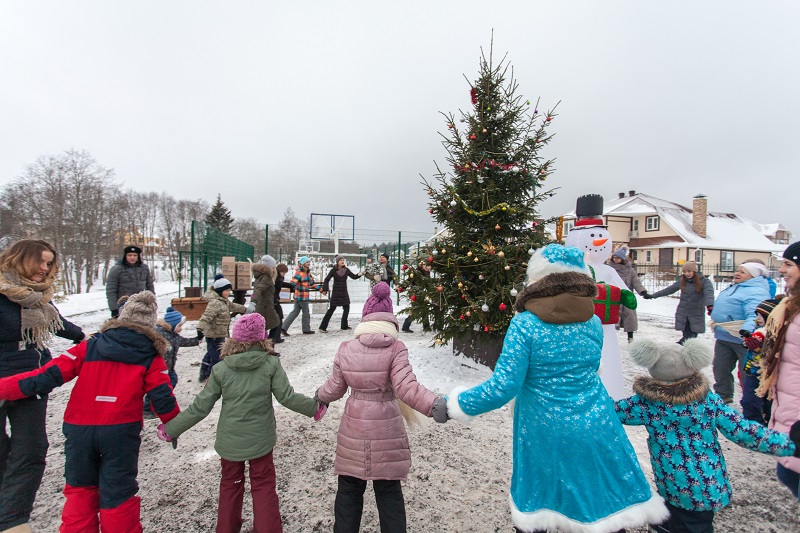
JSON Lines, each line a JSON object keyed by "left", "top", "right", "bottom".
{"left": 432, "top": 397, "right": 449, "bottom": 423}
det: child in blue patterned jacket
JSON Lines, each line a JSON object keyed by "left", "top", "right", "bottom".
{"left": 615, "top": 337, "right": 800, "bottom": 533}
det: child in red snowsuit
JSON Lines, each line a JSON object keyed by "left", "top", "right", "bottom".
{"left": 0, "top": 291, "right": 180, "bottom": 532}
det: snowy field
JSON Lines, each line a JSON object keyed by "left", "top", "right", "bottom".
{"left": 30, "top": 279, "right": 800, "bottom": 532}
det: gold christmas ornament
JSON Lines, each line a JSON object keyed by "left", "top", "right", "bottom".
{"left": 458, "top": 282, "right": 463, "bottom": 288}
{"left": 467, "top": 251, "right": 473, "bottom": 257}
{"left": 473, "top": 257, "right": 479, "bottom": 262}
{"left": 504, "top": 265, "right": 511, "bottom": 271}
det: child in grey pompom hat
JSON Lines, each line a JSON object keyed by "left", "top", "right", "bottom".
{"left": 614, "top": 338, "right": 799, "bottom": 531}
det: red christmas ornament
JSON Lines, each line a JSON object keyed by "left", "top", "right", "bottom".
{"left": 401, "top": 264, "right": 408, "bottom": 271}
{"left": 546, "top": 116, "right": 552, "bottom": 122}
{"left": 495, "top": 224, "right": 501, "bottom": 230}
{"left": 532, "top": 221, "right": 538, "bottom": 227}
{"left": 428, "top": 256, "right": 434, "bottom": 263}
{"left": 429, "top": 209, "right": 433, "bottom": 214}
{"left": 499, "top": 303, "right": 507, "bottom": 311}
{"left": 397, "top": 287, "right": 403, "bottom": 293}
{"left": 470, "top": 87, "right": 478, "bottom": 104}
{"left": 460, "top": 314, "right": 465, "bottom": 320}
{"left": 484, "top": 326, "right": 490, "bottom": 332}
{"left": 411, "top": 295, "right": 417, "bottom": 302}
{"left": 448, "top": 123, "right": 454, "bottom": 129}
{"left": 437, "top": 285, "right": 444, "bottom": 292}
{"left": 470, "top": 134, "right": 477, "bottom": 140}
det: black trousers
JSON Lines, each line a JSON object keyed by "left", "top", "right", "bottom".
{"left": 63, "top": 422, "right": 141, "bottom": 509}
{"left": 0, "top": 396, "right": 49, "bottom": 530}
{"left": 321, "top": 304, "right": 350, "bottom": 330}
{"left": 334, "top": 475, "right": 405, "bottom": 533}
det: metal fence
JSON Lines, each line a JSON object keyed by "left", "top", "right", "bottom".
{"left": 177, "top": 221, "right": 255, "bottom": 296}
{"left": 633, "top": 263, "right": 784, "bottom": 294}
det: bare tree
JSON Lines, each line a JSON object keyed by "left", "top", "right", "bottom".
{"left": 268, "top": 207, "right": 305, "bottom": 260}
{"left": 233, "top": 217, "right": 265, "bottom": 259}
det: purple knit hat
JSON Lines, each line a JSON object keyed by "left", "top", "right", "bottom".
{"left": 362, "top": 283, "right": 393, "bottom": 316}
{"left": 231, "top": 314, "right": 266, "bottom": 343}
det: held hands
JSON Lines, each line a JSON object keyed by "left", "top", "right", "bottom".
{"left": 313, "top": 391, "right": 329, "bottom": 422}
{"left": 790, "top": 421, "right": 800, "bottom": 458}
{"left": 739, "top": 329, "right": 751, "bottom": 339}
{"left": 431, "top": 397, "right": 449, "bottom": 423}
{"left": 196, "top": 329, "right": 205, "bottom": 341}
{"left": 373, "top": 275, "right": 381, "bottom": 282}
{"left": 706, "top": 306, "right": 714, "bottom": 316}
{"left": 245, "top": 302, "right": 256, "bottom": 314}
{"left": 111, "top": 309, "right": 119, "bottom": 318}
{"left": 157, "top": 424, "right": 172, "bottom": 442}
{"left": 642, "top": 293, "right": 653, "bottom": 300}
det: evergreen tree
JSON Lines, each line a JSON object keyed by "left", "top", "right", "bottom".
{"left": 205, "top": 194, "right": 234, "bottom": 234}
{"left": 397, "top": 48, "right": 558, "bottom": 356}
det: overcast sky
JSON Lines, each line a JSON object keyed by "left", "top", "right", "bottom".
{"left": 1, "top": 1, "right": 798, "bottom": 240}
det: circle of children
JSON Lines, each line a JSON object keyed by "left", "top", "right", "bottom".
{"left": 1, "top": 239, "right": 800, "bottom": 533}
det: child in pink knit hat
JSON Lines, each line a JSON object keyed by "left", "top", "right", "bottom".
{"left": 316, "top": 282, "right": 449, "bottom": 531}
{"left": 361, "top": 282, "right": 394, "bottom": 316}
{"left": 159, "top": 312, "right": 326, "bottom": 532}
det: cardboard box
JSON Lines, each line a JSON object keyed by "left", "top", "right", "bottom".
{"left": 221, "top": 256, "right": 236, "bottom": 277}
{"left": 235, "top": 262, "right": 251, "bottom": 276}
{"left": 235, "top": 275, "right": 252, "bottom": 290}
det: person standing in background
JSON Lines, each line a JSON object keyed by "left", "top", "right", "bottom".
{"left": 106, "top": 245, "right": 154, "bottom": 318}
{"left": 608, "top": 246, "right": 649, "bottom": 343}
{"left": 0, "top": 239, "right": 85, "bottom": 533}
{"left": 319, "top": 255, "right": 361, "bottom": 332}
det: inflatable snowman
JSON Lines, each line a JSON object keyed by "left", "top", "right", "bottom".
{"left": 565, "top": 194, "right": 636, "bottom": 400}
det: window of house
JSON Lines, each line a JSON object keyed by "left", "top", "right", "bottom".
{"left": 694, "top": 249, "right": 703, "bottom": 264}
{"left": 563, "top": 221, "right": 574, "bottom": 236}
{"left": 645, "top": 216, "right": 659, "bottom": 231}
{"left": 632, "top": 219, "right": 639, "bottom": 231}
{"left": 645, "top": 250, "right": 652, "bottom": 263}
{"left": 720, "top": 251, "right": 734, "bottom": 271}
{"left": 632, "top": 250, "right": 638, "bottom": 261}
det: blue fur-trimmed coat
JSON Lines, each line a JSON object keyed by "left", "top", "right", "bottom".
{"left": 614, "top": 372, "right": 795, "bottom": 511}
{"left": 448, "top": 272, "right": 669, "bottom": 533}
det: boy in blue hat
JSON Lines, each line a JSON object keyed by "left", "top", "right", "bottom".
{"left": 143, "top": 306, "right": 203, "bottom": 418}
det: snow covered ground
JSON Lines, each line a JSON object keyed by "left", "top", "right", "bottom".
{"left": 29, "top": 279, "right": 800, "bottom": 532}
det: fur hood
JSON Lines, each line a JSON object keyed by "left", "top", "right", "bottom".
{"left": 221, "top": 338, "right": 275, "bottom": 358}
{"left": 252, "top": 263, "right": 276, "bottom": 281}
{"left": 632, "top": 371, "right": 709, "bottom": 405}
{"left": 98, "top": 318, "right": 169, "bottom": 356}
{"left": 514, "top": 271, "right": 597, "bottom": 313}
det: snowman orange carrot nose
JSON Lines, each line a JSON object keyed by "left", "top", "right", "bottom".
{"left": 592, "top": 238, "right": 608, "bottom": 247}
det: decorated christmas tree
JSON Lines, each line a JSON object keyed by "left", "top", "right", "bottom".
{"left": 397, "top": 46, "right": 558, "bottom": 366}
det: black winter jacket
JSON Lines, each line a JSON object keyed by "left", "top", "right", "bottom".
{"left": 106, "top": 259, "right": 155, "bottom": 311}
{"left": 322, "top": 267, "right": 361, "bottom": 306}
{"left": 0, "top": 293, "right": 84, "bottom": 378}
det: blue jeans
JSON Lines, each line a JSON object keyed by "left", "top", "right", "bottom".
{"left": 777, "top": 463, "right": 800, "bottom": 500}
{"left": 740, "top": 373, "right": 771, "bottom": 425}
{"left": 200, "top": 337, "right": 224, "bottom": 380}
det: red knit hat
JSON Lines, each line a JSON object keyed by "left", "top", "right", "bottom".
{"left": 362, "top": 283, "right": 393, "bottom": 316}
{"left": 231, "top": 314, "right": 266, "bottom": 343}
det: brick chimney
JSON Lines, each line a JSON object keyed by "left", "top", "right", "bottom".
{"left": 692, "top": 195, "right": 707, "bottom": 238}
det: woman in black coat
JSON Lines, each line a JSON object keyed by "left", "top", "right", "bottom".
{"left": 319, "top": 256, "right": 362, "bottom": 332}
{"left": 0, "top": 239, "right": 84, "bottom": 532}
{"left": 645, "top": 260, "right": 715, "bottom": 344}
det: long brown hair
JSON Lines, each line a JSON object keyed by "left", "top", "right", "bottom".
{"left": 0, "top": 239, "right": 59, "bottom": 279}
{"left": 679, "top": 272, "right": 702, "bottom": 293}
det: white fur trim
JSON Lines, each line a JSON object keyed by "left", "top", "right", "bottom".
{"left": 446, "top": 386, "right": 475, "bottom": 425}
{"left": 354, "top": 320, "right": 398, "bottom": 340}
{"left": 510, "top": 489, "right": 669, "bottom": 533}
{"left": 525, "top": 248, "right": 590, "bottom": 285}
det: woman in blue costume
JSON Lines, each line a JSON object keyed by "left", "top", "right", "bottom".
{"left": 447, "top": 244, "right": 669, "bottom": 533}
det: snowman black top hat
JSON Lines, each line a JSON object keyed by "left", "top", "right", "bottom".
{"left": 573, "top": 194, "right": 606, "bottom": 228}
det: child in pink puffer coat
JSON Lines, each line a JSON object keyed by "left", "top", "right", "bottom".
{"left": 316, "top": 283, "right": 448, "bottom": 533}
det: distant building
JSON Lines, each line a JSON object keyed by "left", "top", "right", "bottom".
{"left": 561, "top": 191, "right": 789, "bottom": 272}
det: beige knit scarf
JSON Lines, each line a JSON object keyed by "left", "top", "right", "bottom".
{"left": 0, "top": 269, "right": 63, "bottom": 349}
{"left": 354, "top": 320, "right": 398, "bottom": 340}
{"left": 755, "top": 298, "right": 790, "bottom": 399}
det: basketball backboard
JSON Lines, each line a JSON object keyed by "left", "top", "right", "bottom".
{"left": 310, "top": 213, "right": 355, "bottom": 241}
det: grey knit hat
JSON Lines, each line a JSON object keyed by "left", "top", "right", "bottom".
{"left": 118, "top": 291, "right": 158, "bottom": 327}
{"left": 259, "top": 255, "right": 277, "bottom": 268}
{"left": 629, "top": 338, "right": 712, "bottom": 382}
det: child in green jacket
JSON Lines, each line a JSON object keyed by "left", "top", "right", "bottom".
{"left": 158, "top": 313, "right": 325, "bottom": 533}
